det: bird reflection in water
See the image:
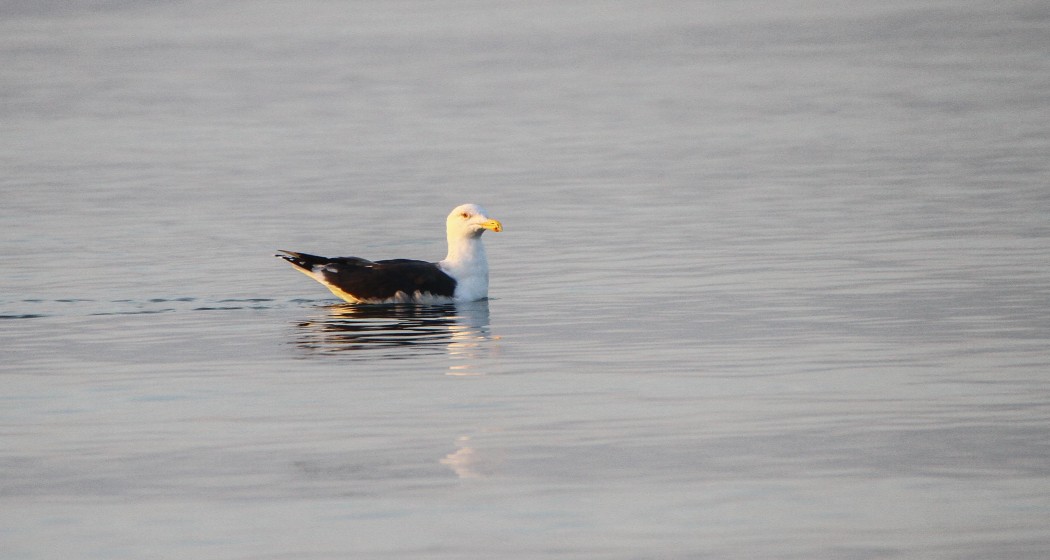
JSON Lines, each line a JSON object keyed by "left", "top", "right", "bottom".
{"left": 294, "top": 301, "right": 500, "bottom": 478}
{"left": 440, "top": 435, "right": 483, "bottom": 479}
{"left": 293, "top": 300, "right": 496, "bottom": 374}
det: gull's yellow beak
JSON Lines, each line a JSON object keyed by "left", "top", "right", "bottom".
{"left": 480, "top": 219, "right": 503, "bottom": 233}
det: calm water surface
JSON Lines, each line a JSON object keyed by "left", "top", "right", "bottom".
{"left": 2, "top": 1, "right": 1049, "bottom": 559}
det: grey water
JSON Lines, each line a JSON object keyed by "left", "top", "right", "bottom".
{"left": 3, "top": 1, "right": 1049, "bottom": 558}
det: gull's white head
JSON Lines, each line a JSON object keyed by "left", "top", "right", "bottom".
{"left": 446, "top": 203, "right": 503, "bottom": 239}
{"left": 441, "top": 204, "right": 502, "bottom": 300}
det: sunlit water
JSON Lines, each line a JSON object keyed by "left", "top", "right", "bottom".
{"left": 3, "top": 1, "right": 1049, "bottom": 559}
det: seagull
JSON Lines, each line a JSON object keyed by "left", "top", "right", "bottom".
{"left": 277, "top": 203, "right": 502, "bottom": 303}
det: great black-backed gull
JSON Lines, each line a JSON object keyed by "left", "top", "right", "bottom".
{"left": 277, "top": 203, "right": 502, "bottom": 304}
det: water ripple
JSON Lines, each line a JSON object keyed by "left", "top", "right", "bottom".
{"left": 0, "top": 297, "right": 280, "bottom": 318}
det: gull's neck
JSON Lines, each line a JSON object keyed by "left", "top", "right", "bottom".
{"left": 444, "top": 232, "right": 487, "bottom": 265}
{"left": 440, "top": 233, "right": 489, "bottom": 300}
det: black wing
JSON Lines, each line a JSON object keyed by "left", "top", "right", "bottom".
{"left": 277, "top": 251, "right": 456, "bottom": 301}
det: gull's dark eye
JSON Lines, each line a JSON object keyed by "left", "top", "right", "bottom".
{"left": 460, "top": 212, "right": 470, "bottom": 219}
